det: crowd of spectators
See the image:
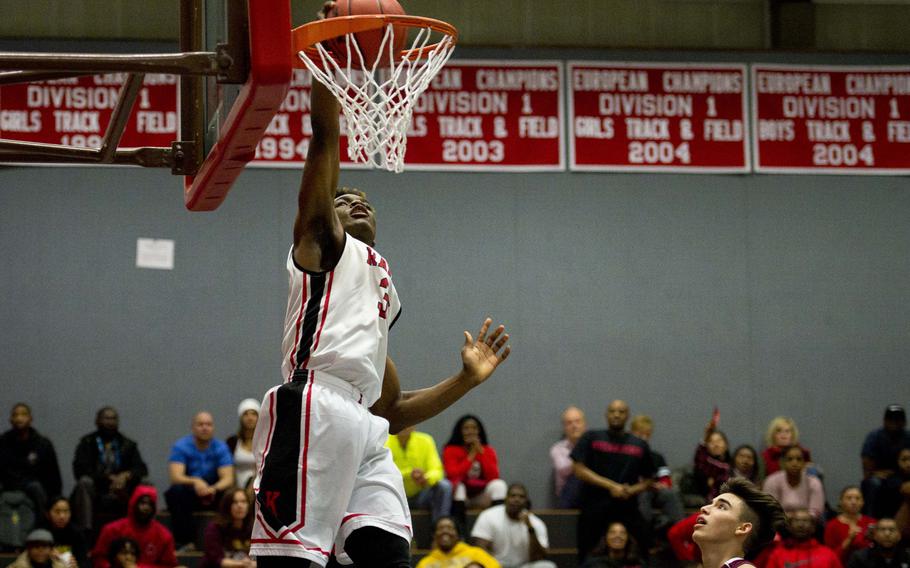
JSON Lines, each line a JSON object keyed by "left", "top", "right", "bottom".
{"left": 0, "top": 399, "right": 908, "bottom": 568}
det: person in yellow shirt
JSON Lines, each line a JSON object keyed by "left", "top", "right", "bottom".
{"left": 417, "top": 517, "right": 501, "bottom": 568}
{"left": 386, "top": 426, "right": 453, "bottom": 522}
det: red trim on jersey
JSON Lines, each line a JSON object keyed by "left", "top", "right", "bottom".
{"left": 255, "top": 391, "right": 278, "bottom": 539}
{"left": 250, "top": 539, "right": 330, "bottom": 556}
{"left": 308, "top": 271, "right": 334, "bottom": 358}
{"left": 339, "top": 513, "right": 412, "bottom": 532}
{"left": 278, "top": 372, "right": 314, "bottom": 538}
{"left": 287, "top": 274, "right": 308, "bottom": 380}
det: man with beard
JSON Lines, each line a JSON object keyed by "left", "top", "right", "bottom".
{"left": 471, "top": 483, "right": 555, "bottom": 568}
{"left": 92, "top": 486, "right": 177, "bottom": 568}
{"left": 416, "top": 517, "right": 500, "bottom": 568}
{"left": 71, "top": 407, "right": 148, "bottom": 532}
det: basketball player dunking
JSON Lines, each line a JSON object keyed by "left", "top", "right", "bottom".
{"left": 248, "top": 72, "right": 512, "bottom": 568}
{"left": 692, "top": 478, "right": 787, "bottom": 568}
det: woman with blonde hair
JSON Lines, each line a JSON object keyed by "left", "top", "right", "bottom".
{"left": 762, "top": 417, "right": 812, "bottom": 476}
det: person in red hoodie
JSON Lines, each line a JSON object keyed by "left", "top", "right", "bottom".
{"left": 92, "top": 486, "right": 178, "bottom": 568}
{"left": 442, "top": 415, "right": 506, "bottom": 522}
{"left": 758, "top": 509, "right": 842, "bottom": 568}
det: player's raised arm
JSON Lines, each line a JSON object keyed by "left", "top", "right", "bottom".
{"left": 370, "top": 318, "right": 512, "bottom": 433}
{"left": 292, "top": 76, "right": 346, "bottom": 272}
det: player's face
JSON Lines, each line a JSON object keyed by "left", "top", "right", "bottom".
{"left": 606, "top": 401, "right": 628, "bottom": 430}
{"left": 839, "top": 488, "right": 863, "bottom": 515}
{"left": 873, "top": 519, "right": 901, "bottom": 548}
{"left": 334, "top": 193, "right": 377, "bottom": 245}
{"left": 692, "top": 493, "right": 751, "bottom": 546}
{"left": 48, "top": 500, "right": 71, "bottom": 529}
{"left": 433, "top": 518, "right": 459, "bottom": 552}
{"left": 10, "top": 405, "right": 31, "bottom": 430}
{"left": 192, "top": 412, "right": 215, "bottom": 442}
{"left": 605, "top": 522, "right": 629, "bottom": 552}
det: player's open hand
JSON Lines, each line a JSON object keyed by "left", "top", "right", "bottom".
{"left": 461, "top": 317, "right": 511, "bottom": 386}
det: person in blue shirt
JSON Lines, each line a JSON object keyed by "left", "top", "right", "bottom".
{"left": 164, "top": 411, "right": 234, "bottom": 550}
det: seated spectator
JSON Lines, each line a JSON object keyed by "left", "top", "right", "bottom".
{"left": 443, "top": 415, "right": 507, "bottom": 515}
{"left": 549, "top": 406, "right": 586, "bottom": 508}
{"left": 758, "top": 509, "right": 842, "bottom": 568}
{"left": 860, "top": 405, "right": 910, "bottom": 518}
{"left": 763, "top": 417, "right": 812, "bottom": 477}
{"left": 0, "top": 403, "right": 62, "bottom": 517}
{"left": 580, "top": 521, "right": 643, "bottom": 568}
{"left": 762, "top": 446, "right": 825, "bottom": 520}
{"left": 40, "top": 497, "right": 88, "bottom": 568}
{"left": 693, "top": 420, "right": 732, "bottom": 501}
{"left": 225, "top": 400, "right": 258, "bottom": 491}
{"left": 164, "top": 411, "right": 234, "bottom": 550}
{"left": 92, "top": 485, "right": 178, "bottom": 568}
{"left": 823, "top": 487, "right": 875, "bottom": 564}
{"left": 200, "top": 489, "right": 254, "bottom": 568}
{"left": 845, "top": 518, "right": 909, "bottom": 568}
{"left": 385, "top": 425, "right": 452, "bottom": 524}
{"left": 416, "top": 517, "right": 501, "bottom": 568}
{"left": 471, "top": 483, "right": 556, "bottom": 568}
{"left": 9, "top": 529, "right": 66, "bottom": 568}
{"left": 895, "top": 448, "right": 910, "bottom": 542}
{"left": 629, "top": 415, "right": 683, "bottom": 535}
{"left": 71, "top": 407, "right": 148, "bottom": 533}
{"left": 666, "top": 513, "right": 700, "bottom": 564}
{"left": 732, "top": 445, "right": 761, "bottom": 484}
{"left": 105, "top": 538, "right": 139, "bottom": 568}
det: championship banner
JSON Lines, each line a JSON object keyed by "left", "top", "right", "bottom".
{"left": 752, "top": 65, "right": 910, "bottom": 174}
{"left": 568, "top": 62, "right": 749, "bottom": 173}
{"left": 0, "top": 74, "right": 178, "bottom": 150}
{"left": 253, "top": 60, "right": 565, "bottom": 171}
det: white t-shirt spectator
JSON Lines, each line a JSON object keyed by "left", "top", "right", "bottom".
{"left": 471, "top": 504, "right": 549, "bottom": 567}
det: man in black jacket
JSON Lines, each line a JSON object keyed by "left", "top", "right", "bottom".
{"left": 846, "top": 518, "right": 910, "bottom": 568}
{"left": 71, "top": 406, "right": 148, "bottom": 532}
{"left": 0, "top": 403, "right": 62, "bottom": 515}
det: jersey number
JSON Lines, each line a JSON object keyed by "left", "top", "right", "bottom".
{"left": 377, "top": 278, "right": 390, "bottom": 319}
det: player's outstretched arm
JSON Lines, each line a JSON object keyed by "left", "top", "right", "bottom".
{"left": 292, "top": 78, "right": 346, "bottom": 272}
{"left": 370, "top": 318, "right": 511, "bottom": 434}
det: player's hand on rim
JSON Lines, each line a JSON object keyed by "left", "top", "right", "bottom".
{"left": 461, "top": 317, "right": 511, "bottom": 386}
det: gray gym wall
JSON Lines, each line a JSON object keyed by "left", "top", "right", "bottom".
{"left": 1, "top": 36, "right": 909, "bottom": 509}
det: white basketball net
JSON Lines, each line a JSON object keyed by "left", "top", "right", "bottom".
{"left": 298, "top": 23, "right": 455, "bottom": 172}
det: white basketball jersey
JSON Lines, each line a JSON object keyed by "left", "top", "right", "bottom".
{"left": 280, "top": 235, "right": 400, "bottom": 407}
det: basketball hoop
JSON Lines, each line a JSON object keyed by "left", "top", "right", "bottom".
{"left": 291, "top": 15, "right": 457, "bottom": 172}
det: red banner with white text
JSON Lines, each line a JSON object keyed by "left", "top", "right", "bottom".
{"left": 0, "top": 74, "right": 178, "bottom": 149}
{"left": 568, "top": 62, "right": 749, "bottom": 173}
{"left": 252, "top": 60, "right": 565, "bottom": 171}
{"left": 752, "top": 65, "right": 910, "bottom": 174}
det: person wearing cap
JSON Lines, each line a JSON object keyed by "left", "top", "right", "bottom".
{"left": 71, "top": 406, "right": 148, "bottom": 532}
{"left": 225, "top": 399, "right": 259, "bottom": 491}
{"left": 861, "top": 404, "right": 910, "bottom": 517}
{"left": 9, "top": 529, "right": 66, "bottom": 568}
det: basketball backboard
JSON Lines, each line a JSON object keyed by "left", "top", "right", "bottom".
{"left": 0, "top": 0, "right": 291, "bottom": 211}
